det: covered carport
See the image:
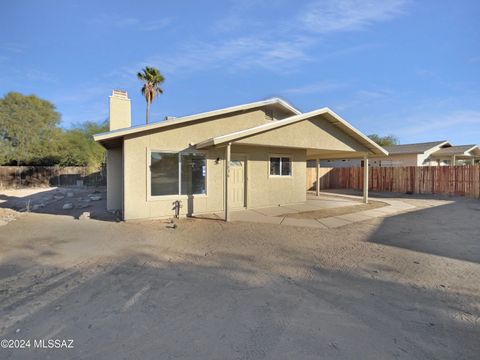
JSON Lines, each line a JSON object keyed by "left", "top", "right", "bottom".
{"left": 196, "top": 108, "right": 388, "bottom": 221}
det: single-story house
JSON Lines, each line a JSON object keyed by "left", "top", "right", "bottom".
{"left": 94, "top": 90, "right": 387, "bottom": 221}
{"left": 428, "top": 144, "right": 480, "bottom": 165}
{"left": 321, "top": 141, "right": 479, "bottom": 168}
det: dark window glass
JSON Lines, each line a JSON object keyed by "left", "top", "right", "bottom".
{"left": 151, "top": 153, "right": 179, "bottom": 196}
{"left": 270, "top": 157, "right": 281, "bottom": 175}
{"left": 281, "top": 157, "right": 291, "bottom": 176}
{"left": 181, "top": 153, "right": 206, "bottom": 195}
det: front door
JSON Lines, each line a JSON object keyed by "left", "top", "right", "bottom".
{"left": 229, "top": 156, "right": 246, "bottom": 209}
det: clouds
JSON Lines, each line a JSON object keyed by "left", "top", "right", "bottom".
{"left": 142, "top": 0, "right": 408, "bottom": 75}
{"left": 283, "top": 81, "right": 347, "bottom": 95}
{"left": 393, "top": 110, "right": 480, "bottom": 138}
{"left": 300, "top": 0, "right": 409, "bottom": 33}
{"left": 89, "top": 14, "right": 171, "bottom": 32}
{"left": 139, "top": 36, "right": 313, "bottom": 75}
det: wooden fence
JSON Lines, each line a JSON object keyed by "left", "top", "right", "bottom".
{"left": 307, "top": 165, "right": 480, "bottom": 199}
{"left": 0, "top": 166, "right": 106, "bottom": 189}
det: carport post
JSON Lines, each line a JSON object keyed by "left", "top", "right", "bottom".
{"left": 224, "top": 143, "right": 231, "bottom": 222}
{"left": 316, "top": 159, "right": 320, "bottom": 196}
{"left": 363, "top": 154, "right": 369, "bottom": 204}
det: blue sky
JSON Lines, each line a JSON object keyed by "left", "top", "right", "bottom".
{"left": 1, "top": 0, "right": 479, "bottom": 144}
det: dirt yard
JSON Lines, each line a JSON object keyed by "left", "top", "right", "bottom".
{"left": 0, "top": 191, "right": 479, "bottom": 359}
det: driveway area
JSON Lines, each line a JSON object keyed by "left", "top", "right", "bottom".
{"left": 0, "top": 189, "right": 479, "bottom": 359}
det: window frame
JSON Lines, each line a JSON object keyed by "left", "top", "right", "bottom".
{"left": 268, "top": 154, "right": 293, "bottom": 178}
{"left": 147, "top": 149, "right": 208, "bottom": 201}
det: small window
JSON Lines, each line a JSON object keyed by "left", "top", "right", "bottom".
{"left": 270, "top": 156, "right": 292, "bottom": 176}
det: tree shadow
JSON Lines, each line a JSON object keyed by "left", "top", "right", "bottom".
{"left": 0, "top": 244, "right": 478, "bottom": 359}
{"left": 367, "top": 197, "right": 480, "bottom": 264}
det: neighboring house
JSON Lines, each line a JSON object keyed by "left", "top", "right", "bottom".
{"left": 428, "top": 145, "right": 480, "bottom": 165}
{"left": 320, "top": 141, "right": 479, "bottom": 168}
{"left": 94, "top": 90, "right": 387, "bottom": 221}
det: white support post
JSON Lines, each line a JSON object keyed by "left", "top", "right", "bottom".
{"left": 452, "top": 155, "right": 456, "bottom": 166}
{"left": 316, "top": 158, "right": 320, "bottom": 197}
{"left": 363, "top": 154, "right": 369, "bottom": 204}
{"left": 224, "top": 143, "right": 231, "bottom": 222}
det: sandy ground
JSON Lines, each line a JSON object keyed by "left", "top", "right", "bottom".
{"left": 0, "top": 192, "right": 479, "bottom": 359}
{"left": 0, "top": 186, "right": 117, "bottom": 221}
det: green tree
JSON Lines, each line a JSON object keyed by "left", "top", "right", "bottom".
{"left": 137, "top": 66, "right": 165, "bottom": 124}
{"left": 368, "top": 134, "right": 399, "bottom": 147}
{"left": 58, "top": 120, "right": 108, "bottom": 170}
{"left": 0, "top": 92, "right": 60, "bottom": 165}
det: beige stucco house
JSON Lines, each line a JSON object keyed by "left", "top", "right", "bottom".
{"left": 94, "top": 90, "right": 387, "bottom": 221}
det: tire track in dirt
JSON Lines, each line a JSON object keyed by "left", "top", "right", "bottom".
{"left": 0, "top": 256, "right": 117, "bottom": 335}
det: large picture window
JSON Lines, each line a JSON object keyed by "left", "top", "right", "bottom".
{"left": 150, "top": 152, "right": 206, "bottom": 196}
{"left": 270, "top": 156, "right": 292, "bottom": 176}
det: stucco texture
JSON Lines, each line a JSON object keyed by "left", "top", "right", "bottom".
{"left": 116, "top": 109, "right": 369, "bottom": 220}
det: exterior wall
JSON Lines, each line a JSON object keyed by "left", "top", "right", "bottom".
{"left": 232, "top": 145, "right": 306, "bottom": 209}
{"left": 106, "top": 147, "right": 123, "bottom": 211}
{"left": 237, "top": 116, "right": 368, "bottom": 153}
{"left": 379, "top": 154, "right": 420, "bottom": 167}
{"left": 122, "top": 109, "right": 301, "bottom": 220}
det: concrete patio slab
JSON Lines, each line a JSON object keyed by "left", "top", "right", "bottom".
{"left": 210, "top": 192, "right": 424, "bottom": 229}
{"left": 281, "top": 217, "right": 328, "bottom": 229}
{"left": 252, "top": 206, "right": 299, "bottom": 216}
{"left": 231, "top": 210, "right": 283, "bottom": 224}
{"left": 282, "top": 203, "right": 323, "bottom": 212}
{"left": 374, "top": 206, "right": 404, "bottom": 215}
{"left": 316, "top": 217, "right": 353, "bottom": 228}
{"left": 337, "top": 212, "right": 376, "bottom": 223}
{"left": 360, "top": 209, "right": 389, "bottom": 218}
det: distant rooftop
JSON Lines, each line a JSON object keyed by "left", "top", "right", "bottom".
{"left": 433, "top": 145, "right": 478, "bottom": 156}
{"left": 383, "top": 141, "right": 449, "bottom": 155}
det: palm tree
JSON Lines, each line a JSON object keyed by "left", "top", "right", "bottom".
{"left": 137, "top": 67, "right": 165, "bottom": 124}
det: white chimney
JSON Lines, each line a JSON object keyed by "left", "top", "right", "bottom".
{"left": 109, "top": 89, "right": 131, "bottom": 131}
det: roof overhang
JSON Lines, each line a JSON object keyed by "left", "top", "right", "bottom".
{"left": 430, "top": 145, "right": 480, "bottom": 158}
{"left": 94, "top": 98, "right": 300, "bottom": 146}
{"left": 384, "top": 141, "right": 450, "bottom": 155}
{"left": 195, "top": 108, "right": 388, "bottom": 156}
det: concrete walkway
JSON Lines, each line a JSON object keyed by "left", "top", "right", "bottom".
{"left": 212, "top": 193, "right": 418, "bottom": 229}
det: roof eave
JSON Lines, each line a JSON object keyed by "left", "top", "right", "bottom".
{"left": 196, "top": 108, "right": 389, "bottom": 156}
{"left": 93, "top": 97, "right": 301, "bottom": 143}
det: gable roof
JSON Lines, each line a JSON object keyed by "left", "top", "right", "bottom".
{"left": 195, "top": 108, "right": 388, "bottom": 156}
{"left": 94, "top": 97, "right": 300, "bottom": 143}
{"left": 383, "top": 141, "right": 449, "bottom": 155}
{"left": 432, "top": 144, "right": 479, "bottom": 156}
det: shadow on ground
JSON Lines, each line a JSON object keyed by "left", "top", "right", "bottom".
{"left": 367, "top": 198, "right": 480, "bottom": 264}
{"left": 0, "top": 192, "right": 479, "bottom": 359}
{"left": 1, "top": 243, "right": 479, "bottom": 359}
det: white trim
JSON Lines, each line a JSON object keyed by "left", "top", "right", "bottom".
{"left": 268, "top": 154, "right": 293, "bottom": 177}
{"left": 94, "top": 98, "right": 300, "bottom": 142}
